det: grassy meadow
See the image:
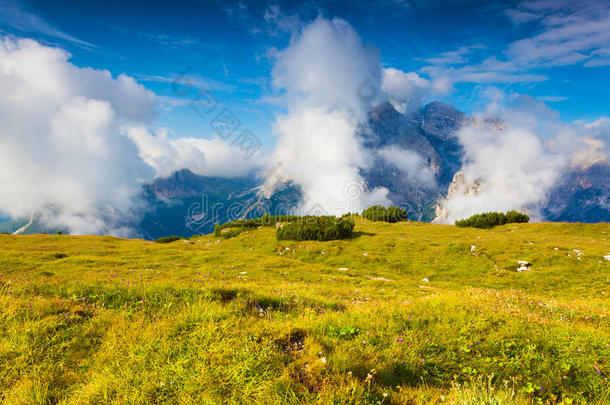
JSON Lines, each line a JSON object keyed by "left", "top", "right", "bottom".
{"left": 0, "top": 219, "right": 609, "bottom": 404}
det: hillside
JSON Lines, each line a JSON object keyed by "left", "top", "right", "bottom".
{"left": 0, "top": 220, "right": 609, "bottom": 403}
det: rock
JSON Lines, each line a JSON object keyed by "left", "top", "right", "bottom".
{"left": 471, "top": 245, "right": 476, "bottom": 253}
{"left": 517, "top": 260, "right": 531, "bottom": 272}
{"left": 604, "top": 255, "right": 610, "bottom": 261}
{"left": 363, "top": 253, "right": 369, "bottom": 256}
{"left": 421, "top": 278, "right": 430, "bottom": 282}
{"left": 517, "top": 266, "right": 529, "bottom": 272}
{"left": 338, "top": 267, "right": 349, "bottom": 271}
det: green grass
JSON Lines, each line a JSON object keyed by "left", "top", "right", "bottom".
{"left": 0, "top": 219, "right": 608, "bottom": 404}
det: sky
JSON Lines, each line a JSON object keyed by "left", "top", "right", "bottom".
{"left": 0, "top": 0, "right": 609, "bottom": 233}
{"left": 2, "top": 0, "right": 610, "bottom": 147}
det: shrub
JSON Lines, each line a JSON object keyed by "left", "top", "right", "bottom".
{"left": 213, "top": 224, "right": 221, "bottom": 237}
{"left": 455, "top": 210, "right": 529, "bottom": 229}
{"left": 154, "top": 236, "right": 181, "bottom": 243}
{"left": 361, "top": 205, "right": 408, "bottom": 223}
{"left": 276, "top": 216, "right": 355, "bottom": 241}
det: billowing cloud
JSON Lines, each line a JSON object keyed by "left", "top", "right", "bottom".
{"left": 381, "top": 67, "right": 450, "bottom": 113}
{"left": 435, "top": 89, "right": 609, "bottom": 223}
{"left": 0, "top": 36, "right": 258, "bottom": 235}
{"left": 0, "top": 37, "right": 155, "bottom": 235}
{"left": 127, "top": 127, "right": 264, "bottom": 178}
{"left": 378, "top": 146, "right": 436, "bottom": 187}
{"left": 263, "top": 16, "right": 390, "bottom": 215}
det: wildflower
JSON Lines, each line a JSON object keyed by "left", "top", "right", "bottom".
{"left": 362, "top": 340, "right": 367, "bottom": 345}
{"left": 383, "top": 393, "right": 388, "bottom": 397}
{"left": 320, "top": 357, "right": 327, "bottom": 363}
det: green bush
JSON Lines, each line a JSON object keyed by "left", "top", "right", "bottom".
{"left": 455, "top": 210, "right": 529, "bottom": 229}
{"left": 361, "top": 205, "right": 408, "bottom": 223}
{"left": 276, "top": 216, "right": 355, "bottom": 241}
{"left": 154, "top": 236, "right": 181, "bottom": 243}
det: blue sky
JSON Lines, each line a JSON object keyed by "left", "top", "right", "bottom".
{"left": 1, "top": 0, "right": 610, "bottom": 149}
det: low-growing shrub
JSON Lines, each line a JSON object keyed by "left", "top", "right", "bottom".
{"left": 276, "top": 216, "right": 355, "bottom": 241}
{"left": 361, "top": 205, "right": 408, "bottom": 223}
{"left": 221, "top": 228, "right": 244, "bottom": 239}
{"left": 154, "top": 236, "right": 181, "bottom": 243}
{"left": 217, "top": 214, "right": 301, "bottom": 232}
{"left": 455, "top": 210, "right": 529, "bottom": 229}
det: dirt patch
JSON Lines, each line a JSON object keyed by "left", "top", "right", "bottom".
{"left": 275, "top": 328, "right": 306, "bottom": 354}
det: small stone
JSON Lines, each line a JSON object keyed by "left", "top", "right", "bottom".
{"left": 471, "top": 245, "right": 476, "bottom": 253}
{"left": 421, "top": 277, "right": 430, "bottom": 282}
{"left": 338, "top": 267, "right": 349, "bottom": 271}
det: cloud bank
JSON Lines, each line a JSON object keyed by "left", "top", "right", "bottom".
{"left": 435, "top": 90, "right": 609, "bottom": 223}
{"left": 0, "top": 37, "right": 261, "bottom": 235}
{"left": 263, "top": 17, "right": 391, "bottom": 215}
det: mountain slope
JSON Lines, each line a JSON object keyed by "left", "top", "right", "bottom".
{"left": 138, "top": 169, "right": 301, "bottom": 239}
{"left": 361, "top": 101, "right": 465, "bottom": 221}
{"left": 542, "top": 162, "right": 610, "bottom": 223}
{"left": 1, "top": 221, "right": 608, "bottom": 402}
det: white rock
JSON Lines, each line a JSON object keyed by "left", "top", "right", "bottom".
{"left": 471, "top": 245, "right": 476, "bottom": 253}
{"left": 285, "top": 247, "right": 290, "bottom": 251}
{"left": 603, "top": 255, "right": 610, "bottom": 261}
{"left": 338, "top": 267, "right": 349, "bottom": 271}
{"left": 363, "top": 253, "right": 369, "bottom": 256}
{"left": 517, "top": 266, "right": 529, "bottom": 272}
{"left": 421, "top": 278, "right": 430, "bottom": 282}
{"left": 554, "top": 247, "right": 559, "bottom": 251}
{"left": 517, "top": 260, "right": 530, "bottom": 266}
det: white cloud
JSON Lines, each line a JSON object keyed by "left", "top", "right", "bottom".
{"left": 0, "top": 37, "right": 156, "bottom": 235}
{"left": 435, "top": 88, "right": 609, "bottom": 223}
{"left": 505, "top": 1, "right": 610, "bottom": 68}
{"left": 0, "top": 0, "right": 95, "bottom": 48}
{"left": 0, "top": 36, "right": 258, "bottom": 235}
{"left": 127, "top": 127, "right": 264, "bottom": 178}
{"left": 263, "top": 16, "right": 390, "bottom": 215}
{"left": 381, "top": 67, "right": 450, "bottom": 113}
{"left": 378, "top": 146, "right": 437, "bottom": 187}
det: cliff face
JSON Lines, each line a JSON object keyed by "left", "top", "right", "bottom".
{"left": 541, "top": 162, "right": 610, "bottom": 223}
{"left": 361, "top": 101, "right": 466, "bottom": 221}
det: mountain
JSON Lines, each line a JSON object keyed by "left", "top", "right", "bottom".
{"left": 361, "top": 101, "right": 465, "bottom": 221}
{"left": 542, "top": 162, "right": 610, "bottom": 223}
{"left": 2, "top": 102, "right": 607, "bottom": 238}
{"left": 137, "top": 169, "right": 301, "bottom": 239}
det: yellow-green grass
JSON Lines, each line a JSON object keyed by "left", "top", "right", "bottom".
{"left": 0, "top": 220, "right": 608, "bottom": 404}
